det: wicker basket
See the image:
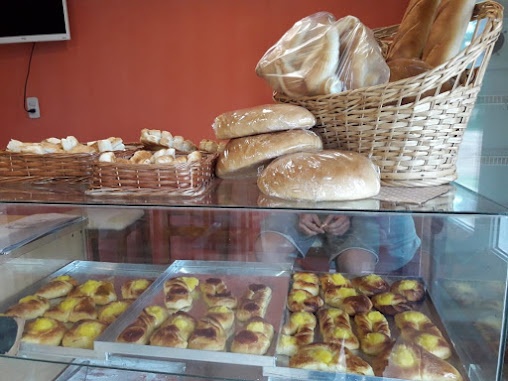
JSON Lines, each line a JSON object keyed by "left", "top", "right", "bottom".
{"left": 274, "top": 1, "right": 504, "bottom": 187}
{"left": 0, "top": 151, "right": 99, "bottom": 184}
{"left": 87, "top": 153, "right": 218, "bottom": 197}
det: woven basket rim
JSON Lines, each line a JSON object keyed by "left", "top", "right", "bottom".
{"left": 274, "top": 0, "right": 504, "bottom": 101}
{"left": 93, "top": 152, "right": 218, "bottom": 170}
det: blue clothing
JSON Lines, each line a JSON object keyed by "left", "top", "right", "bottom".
{"left": 260, "top": 213, "right": 421, "bottom": 272}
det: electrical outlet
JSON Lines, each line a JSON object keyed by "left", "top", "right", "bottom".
{"left": 26, "top": 97, "right": 40, "bottom": 119}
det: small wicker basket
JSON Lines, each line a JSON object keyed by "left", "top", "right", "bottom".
{"left": 274, "top": 1, "right": 504, "bottom": 187}
{"left": 0, "top": 151, "right": 99, "bottom": 184}
{"left": 87, "top": 152, "right": 218, "bottom": 197}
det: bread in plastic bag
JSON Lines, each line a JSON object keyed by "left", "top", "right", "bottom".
{"left": 335, "top": 16, "right": 390, "bottom": 91}
{"left": 255, "top": 12, "right": 341, "bottom": 97}
{"left": 216, "top": 129, "right": 323, "bottom": 179}
{"left": 257, "top": 150, "right": 380, "bottom": 202}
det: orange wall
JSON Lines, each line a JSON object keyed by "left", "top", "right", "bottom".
{"left": 0, "top": 0, "right": 408, "bottom": 147}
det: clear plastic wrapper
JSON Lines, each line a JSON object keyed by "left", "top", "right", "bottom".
{"left": 256, "top": 150, "right": 380, "bottom": 202}
{"left": 256, "top": 13, "right": 389, "bottom": 97}
{"left": 215, "top": 130, "right": 322, "bottom": 179}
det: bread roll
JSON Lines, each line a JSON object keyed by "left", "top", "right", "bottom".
{"left": 387, "top": 0, "right": 441, "bottom": 61}
{"left": 257, "top": 150, "right": 380, "bottom": 202}
{"left": 216, "top": 130, "right": 322, "bottom": 179}
{"left": 423, "top": 0, "right": 476, "bottom": 67}
{"left": 213, "top": 104, "right": 316, "bottom": 140}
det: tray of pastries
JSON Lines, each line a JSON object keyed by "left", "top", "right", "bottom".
{"left": 264, "top": 272, "right": 467, "bottom": 381}
{"left": 95, "top": 260, "right": 291, "bottom": 367}
{"left": 0, "top": 260, "right": 165, "bottom": 360}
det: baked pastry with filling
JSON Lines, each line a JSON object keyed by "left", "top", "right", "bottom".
{"left": 317, "top": 308, "right": 359, "bottom": 350}
{"left": 320, "top": 273, "right": 352, "bottom": 293}
{"left": 187, "top": 317, "right": 227, "bottom": 351}
{"left": 35, "top": 275, "right": 78, "bottom": 299}
{"left": 292, "top": 273, "right": 320, "bottom": 296}
{"left": 44, "top": 296, "right": 96, "bottom": 323}
{"left": 69, "top": 280, "right": 117, "bottom": 305}
{"left": 164, "top": 277, "right": 199, "bottom": 311}
{"left": 21, "top": 317, "right": 66, "bottom": 346}
{"left": 351, "top": 274, "right": 389, "bottom": 296}
{"left": 277, "top": 311, "right": 316, "bottom": 356}
{"left": 205, "top": 306, "right": 235, "bottom": 337}
{"left": 98, "top": 300, "right": 132, "bottom": 325}
{"left": 287, "top": 289, "right": 324, "bottom": 313}
{"left": 237, "top": 284, "right": 272, "bottom": 322}
{"left": 150, "top": 311, "right": 197, "bottom": 348}
{"left": 371, "top": 292, "right": 413, "bottom": 315}
{"left": 62, "top": 319, "right": 107, "bottom": 349}
{"left": 121, "top": 279, "right": 153, "bottom": 299}
{"left": 324, "top": 286, "right": 373, "bottom": 315}
{"left": 391, "top": 279, "right": 425, "bottom": 302}
{"left": 355, "top": 310, "right": 392, "bottom": 356}
{"left": 117, "top": 305, "right": 169, "bottom": 344}
{"left": 5, "top": 295, "right": 50, "bottom": 320}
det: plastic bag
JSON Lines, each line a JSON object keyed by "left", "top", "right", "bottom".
{"left": 256, "top": 13, "right": 389, "bottom": 97}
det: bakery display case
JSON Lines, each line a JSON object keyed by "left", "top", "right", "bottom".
{"left": 0, "top": 180, "right": 505, "bottom": 381}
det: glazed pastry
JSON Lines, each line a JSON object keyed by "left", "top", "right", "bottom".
{"left": 231, "top": 330, "right": 271, "bottom": 355}
{"left": 351, "top": 274, "right": 389, "bottom": 296}
{"left": 98, "top": 300, "right": 132, "bottom": 325}
{"left": 21, "top": 317, "right": 66, "bottom": 346}
{"left": 278, "top": 311, "right": 316, "bottom": 356}
{"left": 317, "top": 308, "right": 359, "bottom": 350}
{"left": 324, "top": 286, "right": 373, "bottom": 315}
{"left": 117, "top": 305, "right": 169, "bottom": 344}
{"left": 205, "top": 306, "right": 235, "bottom": 336}
{"left": 371, "top": 292, "right": 413, "bottom": 315}
{"left": 44, "top": 296, "right": 97, "bottom": 323}
{"left": 5, "top": 295, "right": 50, "bottom": 320}
{"left": 121, "top": 279, "right": 153, "bottom": 299}
{"left": 187, "top": 317, "right": 227, "bottom": 351}
{"left": 150, "top": 311, "right": 197, "bottom": 348}
{"left": 289, "top": 343, "right": 374, "bottom": 375}
{"left": 355, "top": 311, "right": 392, "bottom": 356}
{"left": 69, "top": 280, "right": 117, "bottom": 305}
{"left": 401, "top": 329, "right": 452, "bottom": 359}
{"left": 394, "top": 311, "right": 443, "bottom": 336}
{"left": 391, "top": 279, "right": 425, "bottom": 302}
{"left": 292, "top": 272, "right": 320, "bottom": 296}
{"left": 34, "top": 275, "right": 78, "bottom": 299}
{"left": 245, "top": 317, "right": 274, "bottom": 341}
{"left": 164, "top": 277, "right": 199, "bottom": 311}
{"left": 373, "top": 341, "right": 462, "bottom": 380}
{"left": 62, "top": 319, "right": 107, "bottom": 349}
{"left": 320, "top": 273, "right": 352, "bottom": 293}
{"left": 236, "top": 284, "right": 272, "bottom": 322}
{"left": 287, "top": 289, "right": 324, "bottom": 313}
{"left": 201, "top": 278, "right": 238, "bottom": 309}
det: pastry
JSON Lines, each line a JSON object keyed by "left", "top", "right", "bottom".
{"left": 200, "top": 278, "right": 238, "bottom": 309}
{"left": 21, "top": 317, "right": 66, "bottom": 346}
{"left": 34, "top": 275, "right": 78, "bottom": 299}
{"left": 150, "top": 311, "right": 197, "bottom": 348}
{"left": 44, "top": 296, "right": 97, "bottom": 323}
{"left": 391, "top": 279, "right": 425, "bottom": 302}
{"left": 98, "top": 300, "right": 132, "bottom": 325}
{"left": 355, "top": 311, "right": 392, "bottom": 356}
{"left": 187, "top": 317, "right": 227, "bottom": 351}
{"left": 394, "top": 311, "right": 443, "bottom": 336}
{"left": 231, "top": 330, "right": 271, "bottom": 355}
{"left": 205, "top": 306, "right": 235, "bottom": 336}
{"left": 320, "top": 273, "right": 352, "bottom": 293}
{"left": 292, "top": 272, "right": 320, "bottom": 296}
{"left": 373, "top": 341, "right": 462, "bottom": 380}
{"left": 282, "top": 311, "right": 317, "bottom": 336}
{"left": 323, "top": 286, "right": 373, "bottom": 315}
{"left": 117, "top": 305, "right": 169, "bottom": 344}
{"left": 69, "top": 280, "right": 117, "bottom": 305}
{"left": 401, "top": 329, "right": 452, "bottom": 359}
{"left": 164, "top": 277, "right": 199, "bottom": 311}
{"left": 236, "top": 284, "right": 272, "bottom": 322}
{"left": 5, "top": 295, "right": 50, "bottom": 320}
{"left": 245, "top": 317, "right": 274, "bottom": 341}
{"left": 289, "top": 343, "right": 374, "bottom": 375}
{"left": 317, "top": 308, "right": 359, "bottom": 350}
{"left": 62, "top": 319, "right": 107, "bottom": 349}
{"left": 121, "top": 279, "right": 153, "bottom": 300}
{"left": 287, "top": 289, "right": 324, "bottom": 313}
{"left": 443, "top": 281, "right": 477, "bottom": 306}
{"left": 371, "top": 292, "right": 413, "bottom": 315}
{"left": 278, "top": 311, "right": 316, "bottom": 356}
{"left": 351, "top": 274, "right": 389, "bottom": 296}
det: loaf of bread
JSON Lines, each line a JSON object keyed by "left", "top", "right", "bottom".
{"left": 335, "top": 16, "right": 390, "bottom": 90}
{"left": 255, "top": 12, "right": 341, "bottom": 97}
{"left": 258, "top": 150, "right": 380, "bottom": 202}
{"left": 423, "top": 0, "right": 476, "bottom": 67}
{"left": 387, "top": 0, "right": 441, "bottom": 61}
{"left": 216, "top": 130, "right": 322, "bottom": 179}
{"left": 213, "top": 104, "right": 316, "bottom": 140}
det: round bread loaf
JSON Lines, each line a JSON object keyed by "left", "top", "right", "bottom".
{"left": 212, "top": 104, "right": 316, "bottom": 140}
{"left": 216, "top": 130, "right": 322, "bottom": 179}
{"left": 257, "top": 150, "right": 380, "bottom": 201}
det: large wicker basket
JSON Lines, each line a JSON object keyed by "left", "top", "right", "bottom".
{"left": 274, "top": 1, "right": 504, "bottom": 187}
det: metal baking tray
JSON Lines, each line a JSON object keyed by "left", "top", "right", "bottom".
{"left": 264, "top": 273, "right": 469, "bottom": 381}
{"left": 0, "top": 260, "right": 166, "bottom": 360}
{"left": 96, "top": 260, "right": 292, "bottom": 367}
